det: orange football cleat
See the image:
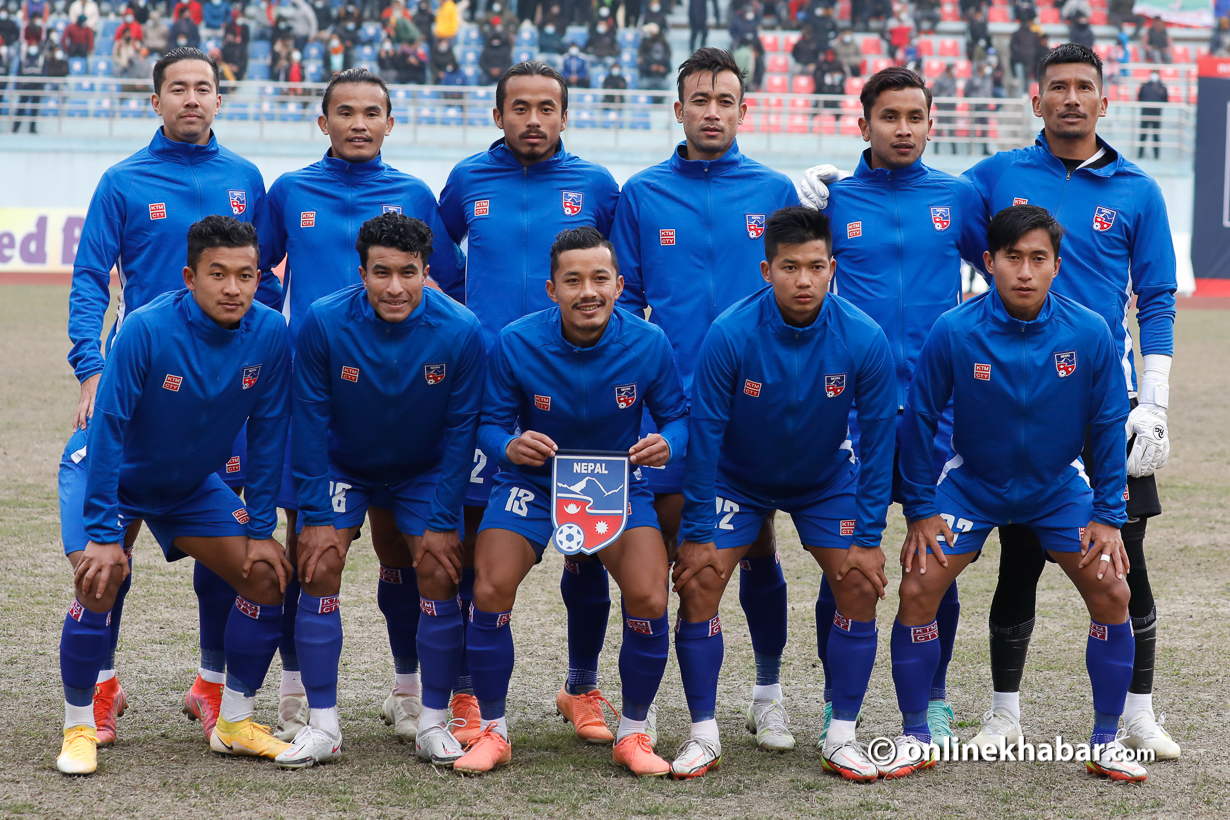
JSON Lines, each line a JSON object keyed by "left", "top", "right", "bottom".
{"left": 449, "top": 692, "right": 483, "bottom": 745}
{"left": 93, "top": 677, "right": 127, "bottom": 746}
{"left": 454, "top": 723, "right": 512, "bottom": 775}
{"left": 555, "top": 686, "right": 617, "bottom": 744}
{"left": 182, "top": 675, "right": 223, "bottom": 740}
{"left": 613, "top": 732, "right": 671, "bottom": 777}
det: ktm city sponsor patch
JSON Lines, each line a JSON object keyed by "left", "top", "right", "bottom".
{"left": 341, "top": 366, "right": 359, "bottom": 383}
{"left": 420, "top": 598, "right": 437, "bottom": 616}
{"left": 660, "top": 229, "right": 676, "bottom": 245}
{"left": 847, "top": 221, "right": 862, "bottom": 238}
{"left": 149, "top": 203, "right": 167, "bottom": 220}
{"left": 627, "top": 618, "right": 653, "bottom": 634}
{"left": 232, "top": 508, "right": 250, "bottom": 524}
{"left": 840, "top": 519, "right": 855, "bottom": 536}
{"left": 225, "top": 456, "right": 242, "bottom": 473}
{"left": 496, "top": 612, "right": 511, "bottom": 628}
{"left": 235, "top": 597, "right": 261, "bottom": 618}
{"left": 163, "top": 375, "right": 182, "bottom": 391}
{"left": 318, "top": 595, "right": 340, "bottom": 614}
{"left": 739, "top": 559, "right": 751, "bottom": 571}
{"left": 912, "top": 623, "right": 940, "bottom": 643}
{"left": 1013, "top": 197, "right": 1028, "bottom": 206}
{"left": 474, "top": 199, "right": 490, "bottom": 217}
{"left": 379, "top": 566, "right": 402, "bottom": 583}
{"left": 563, "top": 557, "right": 580, "bottom": 574}
{"left": 744, "top": 379, "right": 762, "bottom": 397}
{"left": 708, "top": 615, "right": 722, "bottom": 637}
{"left": 68, "top": 599, "right": 85, "bottom": 622}
{"left": 300, "top": 211, "right": 316, "bottom": 228}
{"left": 535, "top": 394, "right": 551, "bottom": 411}
{"left": 974, "top": 363, "right": 991, "bottom": 381}
{"left": 833, "top": 613, "right": 851, "bottom": 631}
{"left": 1089, "top": 622, "right": 1108, "bottom": 641}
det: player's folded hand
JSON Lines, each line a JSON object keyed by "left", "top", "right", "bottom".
{"left": 72, "top": 374, "right": 101, "bottom": 432}
{"left": 1126, "top": 404, "right": 1169, "bottom": 477}
{"left": 244, "top": 536, "right": 294, "bottom": 592}
{"left": 507, "top": 431, "right": 558, "bottom": 466}
{"left": 414, "top": 528, "right": 463, "bottom": 584}
{"left": 74, "top": 540, "right": 130, "bottom": 601}
{"left": 672, "top": 539, "right": 726, "bottom": 592}
{"left": 1078, "top": 521, "right": 1129, "bottom": 580}
{"left": 835, "top": 545, "right": 888, "bottom": 599}
{"left": 901, "top": 515, "right": 954, "bottom": 575}
{"left": 629, "top": 434, "right": 670, "bottom": 468}
{"left": 297, "top": 525, "right": 348, "bottom": 584}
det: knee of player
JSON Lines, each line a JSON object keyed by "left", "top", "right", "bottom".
{"left": 301, "top": 560, "right": 343, "bottom": 598}
{"left": 622, "top": 585, "right": 667, "bottom": 620}
{"left": 415, "top": 555, "right": 458, "bottom": 600}
{"left": 472, "top": 575, "right": 515, "bottom": 613}
{"left": 1089, "top": 577, "right": 1132, "bottom": 617}
{"left": 239, "top": 562, "right": 286, "bottom": 606}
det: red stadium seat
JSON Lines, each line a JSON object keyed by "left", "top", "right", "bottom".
{"left": 767, "top": 54, "right": 790, "bottom": 73}
{"left": 764, "top": 75, "right": 789, "bottom": 94}
{"left": 844, "top": 76, "right": 865, "bottom": 95}
{"left": 954, "top": 59, "right": 972, "bottom": 79}
{"left": 987, "top": 6, "right": 1009, "bottom": 22}
{"left": 1160, "top": 67, "right": 1180, "bottom": 82}
{"left": 792, "top": 75, "right": 815, "bottom": 94}
{"left": 761, "top": 33, "right": 780, "bottom": 52}
{"left": 786, "top": 113, "right": 810, "bottom": 133}
{"left": 1094, "top": 44, "right": 1113, "bottom": 60}
{"left": 1038, "top": 7, "right": 1060, "bottom": 23}
{"left": 924, "top": 58, "right": 946, "bottom": 77}
{"left": 867, "top": 57, "right": 892, "bottom": 73}
{"left": 739, "top": 114, "right": 757, "bottom": 132}
{"left": 938, "top": 38, "right": 960, "bottom": 57}
{"left": 1172, "top": 45, "right": 1191, "bottom": 63}
{"left": 956, "top": 102, "right": 970, "bottom": 112}
{"left": 759, "top": 113, "right": 783, "bottom": 132}
{"left": 1089, "top": 10, "right": 1107, "bottom": 24}
{"left": 1188, "top": 85, "right": 1198, "bottom": 103}
{"left": 940, "top": 5, "right": 960, "bottom": 21}
{"left": 837, "top": 0, "right": 850, "bottom": 20}
{"left": 841, "top": 96, "right": 861, "bottom": 110}
{"left": 839, "top": 114, "right": 861, "bottom": 135}
{"left": 744, "top": 95, "right": 759, "bottom": 108}
{"left": 783, "top": 32, "right": 801, "bottom": 51}
{"left": 763, "top": 96, "right": 784, "bottom": 109}
{"left": 789, "top": 96, "right": 813, "bottom": 110}
{"left": 861, "top": 36, "right": 882, "bottom": 55}
{"left": 917, "top": 38, "right": 935, "bottom": 56}
{"left": 816, "top": 113, "right": 836, "bottom": 133}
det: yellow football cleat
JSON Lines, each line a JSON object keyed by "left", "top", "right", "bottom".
{"left": 57, "top": 725, "right": 99, "bottom": 775}
{"left": 210, "top": 716, "right": 292, "bottom": 760}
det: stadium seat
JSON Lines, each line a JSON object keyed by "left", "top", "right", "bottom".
{"left": 417, "top": 105, "right": 439, "bottom": 125}
{"left": 120, "top": 97, "right": 143, "bottom": 118}
{"left": 924, "top": 58, "right": 945, "bottom": 77}
{"left": 89, "top": 56, "right": 112, "bottom": 76}
{"left": 304, "top": 40, "right": 325, "bottom": 61}
{"left": 93, "top": 34, "right": 111, "bottom": 55}
{"left": 515, "top": 48, "right": 534, "bottom": 63}
{"left": 460, "top": 47, "right": 479, "bottom": 65}
{"left": 441, "top": 106, "right": 463, "bottom": 126}
{"left": 572, "top": 108, "right": 597, "bottom": 129}
{"left": 860, "top": 36, "right": 882, "bottom": 55}
{"left": 816, "top": 112, "right": 836, "bottom": 134}
{"left": 916, "top": 38, "right": 934, "bottom": 56}
{"left": 1093, "top": 44, "right": 1113, "bottom": 60}
{"left": 67, "top": 96, "right": 91, "bottom": 117}
{"left": 461, "top": 27, "right": 482, "bottom": 46}
{"left": 738, "top": 112, "right": 757, "bottom": 132}
{"left": 202, "top": 38, "right": 220, "bottom": 54}
{"left": 357, "top": 61, "right": 378, "bottom": 73}
{"left": 357, "top": 44, "right": 377, "bottom": 61}
{"left": 249, "top": 40, "right": 272, "bottom": 60}
{"left": 836, "top": 0, "right": 850, "bottom": 20}
{"left": 987, "top": 6, "right": 1009, "bottom": 21}
{"left": 940, "top": 5, "right": 960, "bottom": 21}
{"left": 69, "top": 57, "right": 86, "bottom": 75}
{"left": 786, "top": 113, "right": 809, "bottom": 133}
{"left": 1038, "top": 7, "right": 1060, "bottom": 23}
{"left": 247, "top": 62, "right": 270, "bottom": 80}
{"left": 792, "top": 75, "right": 814, "bottom": 94}
{"left": 954, "top": 59, "right": 971, "bottom": 79}
{"left": 618, "top": 28, "right": 639, "bottom": 48}
{"left": 844, "top": 76, "right": 864, "bottom": 95}
{"left": 360, "top": 22, "right": 382, "bottom": 43}
{"left": 863, "top": 57, "right": 891, "bottom": 73}
{"left": 564, "top": 26, "right": 588, "bottom": 47}
{"left": 1172, "top": 45, "right": 1191, "bottom": 63}
{"left": 762, "top": 96, "right": 783, "bottom": 109}
{"left": 783, "top": 32, "right": 801, "bottom": 51}
{"left": 1089, "top": 10, "right": 1107, "bottom": 24}
{"left": 467, "top": 106, "right": 489, "bottom": 126}
{"left": 304, "top": 61, "right": 324, "bottom": 82}
{"left": 279, "top": 101, "right": 306, "bottom": 122}
{"left": 839, "top": 114, "right": 860, "bottom": 135}
{"left": 516, "top": 28, "right": 538, "bottom": 47}
{"left": 938, "top": 38, "right": 960, "bottom": 57}
{"left": 462, "top": 65, "right": 480, "bottom": 84}
{"left": 619, "top": 49, "right": 638, "bottom": 67}
{"left": 764, "top": 75, "right": 788, "bottom": 94}
{"left": 758, "top": 113, "right": 783, "bottom": 133}
{"left": 100, "top": 19, "right": 120, "bottom": 41}
{"left": 767, "top": 54, "right": 789, "bottom": 73}
{"left": 760, "top": 33, "right": 780, "bottom": 51}
{"left": 91, "top": 98, "right": 113, "bottom": 118}
{"left": 841, "top": 97, "right": 860, "bottom": 110}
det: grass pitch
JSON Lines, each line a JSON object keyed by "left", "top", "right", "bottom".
{"left": 0, "top": 285, "right": 1226, "bottom": 819}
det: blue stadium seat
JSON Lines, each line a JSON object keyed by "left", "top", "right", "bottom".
{"left": 89, "top": 56, "right": 113, "bottom": 76}
{"left": 360, "top": 21, "right": 382, "bottom": 43}
{"left": 539, "top": 52, "right": 562, "bottom": 71}
{"left": 93, "top": 35, "right": 111, "bottom": 55}
{"left": 572, "top": 108, "right": 596, "bottom": 128}
{"left": 591, "top": 69, "right": 607, "bottom": 87}
{"left": 67, "top": 97, "right": 91, "bottom": 117}
{"left": 577, "top": 92, "right": 597, "bottom": 104}
{"left": 304, "top": 41, "right": 325, "bottom": 61}
{"left": 617, "top": 29, "right": 639, "bottom": 48}
{"left": 442, "top": 105, "right": 463, "bottom": 125}
{"left": 472, "top": 89, "right": 494, "bottom": 102}
{"left": 418, "top": 89, "right": 439, "bottom": 99}
{"left": 279, "top": 101, "right": 306, "bottom": 121}
{"left": 357, "top": 43, "right": 377, "bottom": 61}
{"left": 462, "top": 66, "right": 479, "bottom": 84}
{"left": 100, "top": 19, "right": 120, "bottom": 41}
{"left": 91, "top": 97, "right": 113, "bottom": 118}
{"left": 629, "top": 109, "right": 650, "bottom": 129}
{"left": 73, "top": 80, "right": 96, "bottom": 93}
{"left": 51, "top": 18, "right": 68, "bottom": 33}
{"left": 120, "top": 97, "right": 144, "bottom": 118}
{"left": 564, "top": 26, "right": 587, "bottom": 47}
{"left": 516, "top": 28, "right": 537, "bottom": 47}
{"left": 461, "top": 27, "right": 482, "bottom": 46}
{"left": 248, "top": 39, "right": 272, "bottom": 60}
{"left": 460, "top": 47, "right": 479, "bottom": 66}
{"left": 467, "top": 106, "right": 488, "bottom": 125}
{"left": 202, "top": 38, "right": 221, "bottom": 54}
{"left": 357, "top": 61, "right": 378, "bottom": 73}
{"left": 69, "top": 57, "right": 87, "bottom": 75}
{"left": 514, "top": 48, "right": 533, "bottom": 63}
{"left": 247, "top": 62, "right": 270, "bottom": 80}
{"left": 601, "top": 108, "right": 621, "bottom": 129}
{"left": 304, "top": 61, "right": 324, "bottom": 83}
{"left": 225, "top": 101, "right": 250, "bottom": 120}
{"left": 417, "top": 105, "right": 439, "bottom": 125}
{"left": 619, "top": 49, "right": 637, "bottom": 68}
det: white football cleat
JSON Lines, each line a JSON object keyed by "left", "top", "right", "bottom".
{"left": 274, "top": 694, "right": 310, "bottom": 742}
{"left": 415, "top": 724, "right": 465, "bottom": 766}
{"left": 820, "top": 738, "right": 878, "bottom": 782}
{"left": 1121, "top": 711, "right": 1180, "bottom": 761}
{"left": 1087, "top": 733, "right": 1148, "bottom": 782}
{"left": 644, "top": 701, "right": 659, "bottom": 749}
{"left": 380, "top": 691, "right": 423, "bottom": 742}
{"left": 745, "top": 699, "right": 795, "bottom": 752}
{"left": 875, "top": 735, "right": 937, "bottom": 779}
{"left": 669, "top": 736, "right": 722, "bottom": 779}
{"left": 274, "top": 725, "right": 343, "bottom": 769}
{"left": 970, "top": 707, "right": 1023, "bottom": 754}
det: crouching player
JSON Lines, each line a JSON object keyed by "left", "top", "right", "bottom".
{"left": 455, "top": 227, "right": 688, "bottom": 777}
{"left": 672, "top": 207, "right": 896, "bottom": 780}
{"left": 57, "top": 216, "right": 292, "bottom": 774}
{"left": 892, "top": 205, "right": 1144, "bottom": 781}
{"left": 275, "top": 213, "right": 485, "bottom": 768}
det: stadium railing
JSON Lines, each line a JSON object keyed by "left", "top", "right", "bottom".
{"left": 0, "top": 72, "right": 1196, "bottom": 162}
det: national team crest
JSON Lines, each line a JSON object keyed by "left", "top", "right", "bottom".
{"left": 551, "top": 451, "right": 630, "bottom": 556}
{"left": 745, "top": 213, "right": 765, "bottom": 239}
{"left": 228, "top": 190, "right": 246, "bottom": 216}
{"left": 1054, "top": 350, "right": 1077, "bottom": 378}
{"left": 930, "top": 206, "right": 951, "bottom": 231}
{"left": 1093, "top": 206, "right": 1117, "bottom": 232}
{"left": 562, "top": 191, "right": 584, "bottom": 216}
{"left": 242, "top": 365, "right": 261, "bottom": 389}
{"left": 615, "top": 383, "right": 637, "bottom": 409}
{"left": 825, "top": 373, "right": 846, "bottom": 398}
{"left": 424, "top": 363, "right": 446, "bottom": 385}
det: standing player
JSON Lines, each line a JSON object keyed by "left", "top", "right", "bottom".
{"left": 62, "top": 47, "right": 282, "bottom": 748}
{"left": 671, "top": 208, "right": 896, "bottom": 780}
{"left": 438, "top": 61, "right": 621, "bottom": 745}
{"left": 804, "top": 66, "right": 988, "bottom": 745}
{"left": 274, "top": 214, "right": 484, "bottom": 769}
{"left": 453, "top": 228, "right": 687, "bottom": 777}
{"left": 57, "top": 216, "right": 292, "bottom": 775}
{"left": 892, "top": 205, "right": 1145, "bottom": 782}
{"left": 262, "top": 66, "right": 466, "bottom": 743}
{"left": 609, "top": 48, "right": 800, "bottom": 751}
{"left": 960, "top": 44, "right": 1179, "bottom": 758}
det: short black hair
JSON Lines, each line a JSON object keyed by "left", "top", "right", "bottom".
{"left": 186, "top": 215, "right": 258, "bottom": 271}
{"left": 549, "top": 226, "right": 619, "bottom": 279}
{"left": 764, "top": 207, "right": 833, "bottom": 263}
{"left": 322, "top": 67, "right": 391, "bottom": 117}
{"left": 676, "top": 47, "right": 746, "bottom": 102}
{"left": 987, "top": 204, "right": 1064, "bottom": 258}
{"left": 355, "top": 212, "right": 434, "bottom": 267}
{"left": 496, "top": 61, "right": 569, "bottom": 114}
{"left": 153, "top": 47, "right": 219, "bottom": 95}
{"left": 1037, "top": 42, "right": 1103, "bottom": 88}
{"left": 860, "top": 65, "right": 932, "bottom": 120}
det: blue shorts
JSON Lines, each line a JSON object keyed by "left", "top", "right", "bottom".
{"left": 642, "top": 458, "right": 685, "bottom": 495}
{"left": 710, "top": 468, "right": 858, "bottom": 550}
{"left": 58, "top": 428, "right": 91, "bottom": 555}
{"left": 478, "top": 471, "right": 660, "bottom": 559}
{"left": 118, "top": 473, "right": 249, "bottom": 562}
{"left": 930, "top": 481, "right": 1091, "bottom": 556}
{"left": 849, "top": 408, "right": 954, "bottom": 507}
{"left": 466, "top": 444, "right": 499, "bottom": 507}
{"left": 295, "top": 466, "right": 441, "bottom": 537}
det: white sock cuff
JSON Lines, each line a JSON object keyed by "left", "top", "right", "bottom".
{"left": 689, "top": 718, "right": 720, "bottom": 742}
{"left": 991, "top": 690, "right": 1021, "bottom": 720}
{"left": 199, "top": 667, "right": 225, "bottom": 684}
{"left": 752, "top": 683, "right": 783, "bottom": 703}
{"left": 65, "top": 701, "right": 96, "bottom": 731}
{"left": 96, "top": 669, "right": 116, "bottom": 684}
{"left": 220, "top": 686, "right": 255, "bottom": 723}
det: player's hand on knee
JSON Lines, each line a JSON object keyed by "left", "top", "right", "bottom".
{"left": 414, "top": 528, "right": 463, "bottom": 584}
{"left": 901, "top": 516, "right": 954, "bottom": 575}
{"left": 1125, "top": 404, "right": 1169, "bottom": 477}
{"left": 835, "top": 545, "right": 888, "bottom": 599}
{"left": 243, "top": 536, "right": 294, "bottom": 592}
{"left": 1078, "top": 521, "right": 1128, "bottom": 580}
{"left": 74, "top": 540, "right": 129, "bottom": 601}
{"left": 72, "top": 374, "right": 101, "bottom": 432}
{"left": 297, "top": 525, "right": 347, "bottom": 584}
{"left": 671, "top": 539, "right": 725, "bottom": 592}
{"left": 629, "top": 433, "right": 670, "bottom": 468}
{"left": 506, "top": 431, "right": 558, "bottom": 466}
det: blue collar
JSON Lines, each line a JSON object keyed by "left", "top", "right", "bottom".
{"left": 852, "top": 150, "right": 928, "bottom": 184}
{"left": 987, "top": 286, "right": 1054, "bottom": 332}
{"left": 759, "top": 285, "right": 830, "bottom": 340}
{"left": 1034, "top": 130, "right": 1123, "bottom": 178}
{"left": 488, "top": 137, "right": 569, "bottom": 172}
{"left": 668, "top": 139, "right": 743, "bottom": 179}
{"left": 180, "top": 288, "right": 245, "bottom": 344}
{"left": 550, "top": 304, "right": 622, "bottom": 352}
{"left": 320, "top": 150, "right": 387, "bottom": 181}
{"left": 357, "top": 283, "right": 428, "bottom": 333}
{"left": 148, "top": 127, "right": 220, "bottom": 163}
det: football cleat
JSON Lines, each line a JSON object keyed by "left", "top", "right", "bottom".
{"left": 274, "top": 693, "right": 310, "bottom": 742}
{"left": 274, "top": 725, "right": 343, "bottom": 769}
{"left": 1087, "top": 735, "right": 1148, "bottom": 782}
{"left": 380, "top": 691, "right": 423, "bottom": 742}
{"left": 555, "top": 686, "right": 617, "bottom": 744}
{"left": 614, "top": 732, "right": 671, "bottom": 777}
{"left": 449, "top": 692, "right": 482, "bottom": 745}
{"left": 416, "top": 724, "right": 465, "bottom": 766}
{"left": 1121, "top": 711, "right": 1180, "bottom": 761}
{"left": 669, "top": 736, "right": 722, "bottom": 779}
{"left": 970, "top": 707, "right": 1023, "bottom": 754}
{"left": 454, "top": 723, "right": 512, "bottom": 775}
{"left": 821, "top": 738, "right": 878, "bottom": 782}
{"left": 56, "top": 725, "right": 98, "bottom": 775}
{"left": 876, "top": 735, "right": 937, "bottom": 780}
{"left": 210, "top": 716, "right": 293, "bottom": 760}
{"left": 182, "top": 675, "right": 223, "bottom": 741}
{"left": 927, "top": 700, "right": 958, "bottom": 744}
{"left": 93, "top": 677, "right": 127, "bottom": 746}
{"left": 644, "top": 701, "right": 659, "bottom": 748}
{"left": 746, "top": 699, "right": 795, "bottom": 751}
{"left": 816, "top": 702, "right": 862, "bottom": 749}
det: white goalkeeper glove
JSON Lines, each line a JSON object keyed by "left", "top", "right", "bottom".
{"left": 1126, "top": 354, "right": 1171, "bottom": 478}
{"left": 796, "top": 164, "right": 852, "bottom": 211}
